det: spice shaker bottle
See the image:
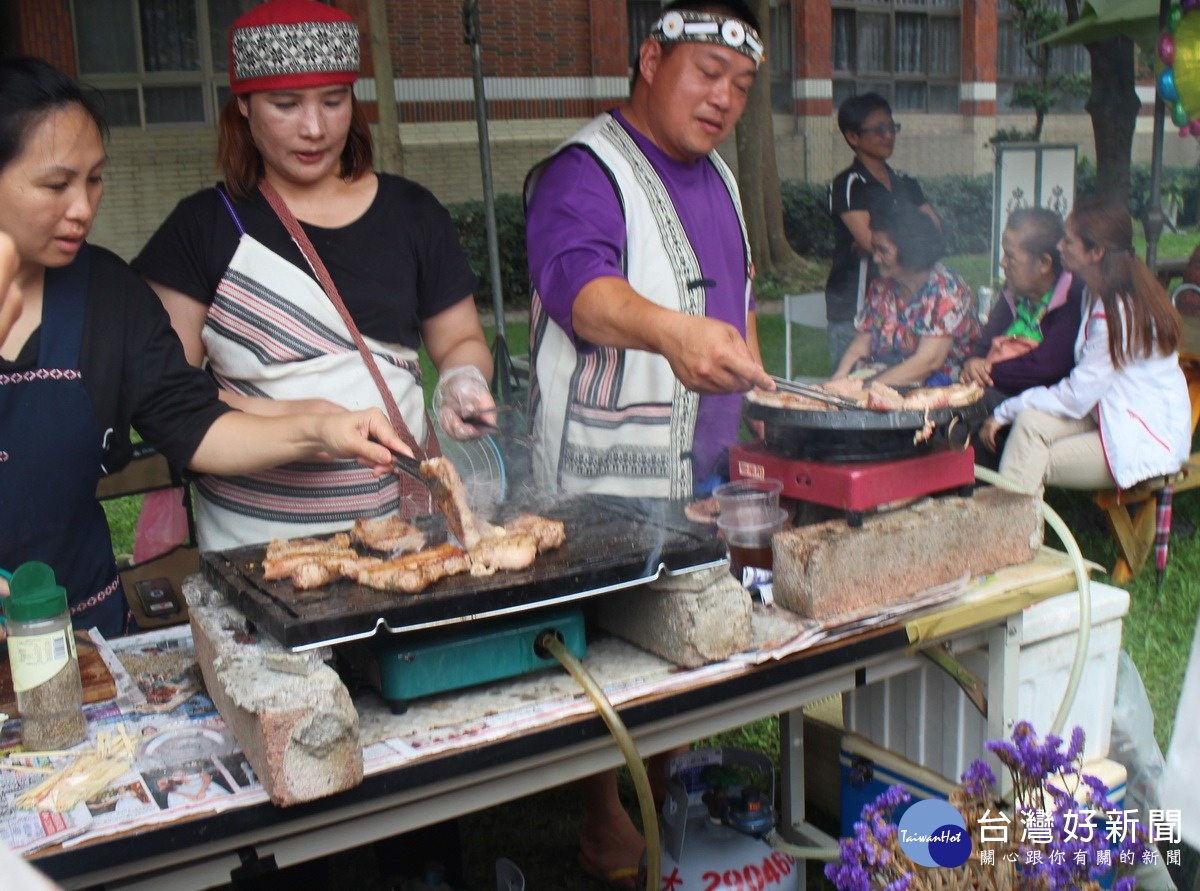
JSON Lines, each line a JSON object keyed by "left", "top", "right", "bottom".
{"left": 6, "top": 561, "right": 87, "bottom": 750}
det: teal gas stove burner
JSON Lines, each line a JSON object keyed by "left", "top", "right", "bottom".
{"left": 345, "top": 606, "right": 587, "bottom": 714}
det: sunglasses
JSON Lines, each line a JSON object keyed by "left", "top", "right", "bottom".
{"left": 860, "top": 122, "right": 901, "bottom": 137}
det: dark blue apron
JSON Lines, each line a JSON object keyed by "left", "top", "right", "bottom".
{"left": 0, "top": 245, "right": 129, "bottom": 637}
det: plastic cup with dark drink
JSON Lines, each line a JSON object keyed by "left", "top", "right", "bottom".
{"left": 713, "top": 478, "right": 783, "bottom": 518}
{"left": 717, "top": 506, "right": 788, "bottom": 580}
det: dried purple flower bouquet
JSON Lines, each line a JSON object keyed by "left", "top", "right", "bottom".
{"left": 826, "top": 722, "right": 1149, "bottom": 891}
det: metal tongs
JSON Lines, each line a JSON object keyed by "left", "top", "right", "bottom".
{"left": 768, "top": 375, "right": 864, "bottom": 410}
{"left": 390, "top": 449, "right": 426, "bottom": 484}
{"left": 460, "top": 406, "right": 535, "bottom": 445}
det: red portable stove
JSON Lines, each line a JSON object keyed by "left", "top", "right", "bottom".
{"left": 729, "top": 440, "right": 977, "bottom": 527}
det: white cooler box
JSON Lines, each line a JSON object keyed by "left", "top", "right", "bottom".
{"left": 844, "top": 582, "right": 1129, "bottom": 784}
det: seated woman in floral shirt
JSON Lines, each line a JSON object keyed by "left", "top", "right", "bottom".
{"left": 830, "top": 203, "right": 980, "bottom": 386}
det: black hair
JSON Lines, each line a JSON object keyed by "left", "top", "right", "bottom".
{"left": 0, "top": 57, "right": 107, "bottom": 172}
{"left": 631, "top": 0, "right": 762, "bottom": 89}
{"left": 836, "top": 92, "right": 892, "bottom": 137}
{"left": 870, "top": 203, "right": 944, "bottom": 271}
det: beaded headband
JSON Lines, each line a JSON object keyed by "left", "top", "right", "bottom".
{"left": 229, "top": 1, "right": 360, "bottom": 96}
{"left": 650, "top": 10, "right": 765, "bottom": 68}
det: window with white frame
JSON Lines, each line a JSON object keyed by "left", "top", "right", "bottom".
{"left": 831, "top": 0, "right": 961, "bottom": 114}
{"left": 72, "top": 0, "right": 265, "bottom": 127}
{"left": 995, "top": 0, "right": 1088, "bottom": 114}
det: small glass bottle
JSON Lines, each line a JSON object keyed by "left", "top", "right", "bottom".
{"left": 6, "top": 561, "right": 87, "bottom": 750}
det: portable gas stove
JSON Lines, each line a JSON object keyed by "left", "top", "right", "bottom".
{"left": 729, "top": 440, "right": 977, "bottom": 527}
{"left": 202, "top": 495, "right": 727, "bottom": 710}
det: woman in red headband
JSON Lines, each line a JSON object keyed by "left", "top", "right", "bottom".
{"left": 134, "top": 0, "right": 495, "bottom": 551}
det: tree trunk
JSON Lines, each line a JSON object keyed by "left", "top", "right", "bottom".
{"left": 734, "top": 0, "right": 804, "bottom": 278}
{"left": 367, "top": 0, "right": 404, "bottom": 175}
{"left": 1084, "top": 36, "right": 1139, "bottom": 206}
{"left": 735, "top": 98, "right": 769, "bottom": 275}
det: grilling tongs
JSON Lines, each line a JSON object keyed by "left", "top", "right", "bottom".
{"left": 390, "top": 449, "right": 426, "bottom": 485}
{"left": 768, "top": 375, "right": 863, "bottom": 410}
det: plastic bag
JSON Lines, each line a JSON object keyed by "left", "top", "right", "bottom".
{"left": 1110, "top": 651, "right": 1179, "bottom": 891}
{"left": 1110, "top": 650, "right": 1164, "bottom": 815}
{"left": 132, "top": 487, "right": 189, "bottom": 563}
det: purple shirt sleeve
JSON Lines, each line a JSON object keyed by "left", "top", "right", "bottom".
{"left": 526, "top": 147, "right": 627, "bottom": 344}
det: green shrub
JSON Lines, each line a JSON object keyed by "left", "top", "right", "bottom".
{"left": 922, "top": 175, "right": 994, "bottom": 255}
{"left": 779, "top": 173, "right": 994, "bottom": 260}
{"left": 780, "top": 180, "right": 835, "bottom": 258}
{"left": 448, "top": 194, "right": 531, "bottom": 312}
{"left": 1074, "top": 160, "right": 1199, "bottom": 230}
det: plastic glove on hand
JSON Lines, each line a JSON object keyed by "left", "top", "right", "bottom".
{"left": 434, "top": 365, "right": 495, "bottom": 440}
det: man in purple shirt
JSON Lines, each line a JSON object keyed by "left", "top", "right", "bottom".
{"left": 524, "top": 1, "right": 773, "bottom": 883}
{"left": 525, "top": 0, "right": 773, "bottom": 504}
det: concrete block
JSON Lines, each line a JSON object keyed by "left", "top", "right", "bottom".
{"left": 593, "top": 566, "right": 752, "bottom": 668}
{"left": 186, "top": 584, "right": 361, "bottom": 807}
{"left": 772, "top": 488, "right": 1041, "bottom": 620}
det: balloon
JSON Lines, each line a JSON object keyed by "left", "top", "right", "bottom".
{"left": 1186, "top": 0, "right": 1200, "bottom": 12}
{"left": 1172, "top": 13, "right": 1200, "bottom": 122}
{"left": 1161, "top": 32, "right": 1176, "bottom": 65}
{"left": 1172, "top": 5, "right": 1185, "bottom": 30}
{"left": 1174, "top": 100, "right": 1190, "bottom": 127}
{"left": 1161, "top": 68, "right": 1180, "bottom": 102}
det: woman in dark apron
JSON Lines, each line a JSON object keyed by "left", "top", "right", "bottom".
{"left": 0, "top": 57, "right": 412, "bottom": 642}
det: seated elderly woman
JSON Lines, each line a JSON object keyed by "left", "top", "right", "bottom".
{"left": 830, "top": 203, "right": 980, "bottom": 387}
{"left": 980, "top": 197, "right": 1191, "bottom": 496}
{"left": 960, "top": 207, "right": 1085, "bottom": 412}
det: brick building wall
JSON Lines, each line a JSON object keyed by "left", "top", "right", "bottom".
{"left": 11, "top": 0, "right": 1198, "bottom": 263}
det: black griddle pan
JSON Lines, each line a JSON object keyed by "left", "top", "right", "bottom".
{"left": 201, "top": 495, "right": 728, "bottom": 651}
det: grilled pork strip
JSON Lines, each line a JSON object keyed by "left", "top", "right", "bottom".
{"left": 262, "top": 548, "right": 360, "bottom": 580}
{"left": 468, "top": 532, "right": 538, "bottom": 576}
{"left": 350, "top": 516, "right": 426, "bottom": 553}
{"left": 264, "top": 533, "right": 352, "bottom": 561}
{"left": 865, "top": 382, "right": 905, "bottom": 411}
{"left": 420, "top": 456, "right": 484, "bottom": 547}
{"left": 290, "top": 555, "right": 384, "bottom": 590}
{"left": 355, "top": 542, "right": 471, "bottom": 593}
{"left": 502, "top": 514, "right": 566, "bottom": 552}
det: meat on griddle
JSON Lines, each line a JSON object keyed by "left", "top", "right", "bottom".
{"left": 350, "top": 516, "right": 425, "bottom": 554}
{"left": 467, "top": 532, "right": 538, "bottom": 576}
{"left": 501, "top": 514, "right": 567, "bottom": 552}
{"left": 420, "top": 456, "right": 489, "bottom": 548}
{"left": 355, "top": 542, "right": 471, "bottom": 593}
{"left": 291, "top": 555, "right": 384, "bottom": 590}
{"left": 262, "top": 535, "right": 358, "bottom": 580}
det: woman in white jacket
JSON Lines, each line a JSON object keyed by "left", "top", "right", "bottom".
{"left": 980, "top": 197, "right": 1191, "bottom": 495}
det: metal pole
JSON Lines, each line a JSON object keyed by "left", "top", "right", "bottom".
{"left": 463, "top": 0, "right": 517, "bottom": 406}
{"left": 462, "top": 0, "right": 505, "bottom": 333}
{"left": 1146, "top": 0, "right": 1171, "bottom": 272}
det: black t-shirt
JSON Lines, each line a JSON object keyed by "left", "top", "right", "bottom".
{"left": 132, "top": 175, "right": 479, "bottom": 348}
{"left": 825, "top": 159, "right": 929, "bottom": 323}
{"left": 0, "top": 245, "right": 230, "bottom": 478}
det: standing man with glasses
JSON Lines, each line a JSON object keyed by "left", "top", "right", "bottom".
{"left": 825, "top": 93, "right": 940, "bottom": 370}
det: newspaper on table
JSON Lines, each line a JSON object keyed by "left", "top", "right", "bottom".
{"left": 1, "top": 626, "right": 267, "bottom": 855}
